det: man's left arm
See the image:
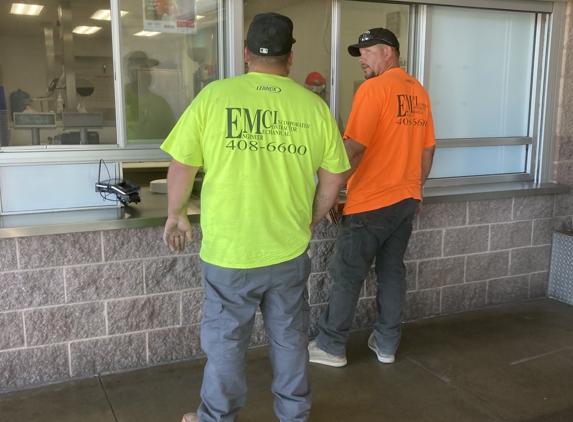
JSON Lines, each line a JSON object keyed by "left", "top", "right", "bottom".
{"left": 418, "top": 145, "right": 435, "bottom": 213}
{"left": 421, "top": 145, "right": 435, "bottom": 187}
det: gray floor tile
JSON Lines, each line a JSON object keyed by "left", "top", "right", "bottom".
{"left": 100, "top": 358, "right": 206, "bottom": 422}
{"left": 2, "top": 298, "right": 573, "bottom": 422}
{"left": 400, "top": 299, "right": 573, "bottom": 421}
{"left": 308, "top": 331, "right": 505, "bottom": 422}
{"left": 0, "top": 378, "right": 115, "bottom": 422}
{"left": 520, "top": 405, "right": 573, "bottom": 422}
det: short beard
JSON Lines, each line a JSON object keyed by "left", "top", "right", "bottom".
{"left": 364, "top": 70, "right": 375, "bottom": 79}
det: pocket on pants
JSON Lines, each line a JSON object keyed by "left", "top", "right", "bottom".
{"left": 203, "top": 300, "right": 223, "bottom": 319}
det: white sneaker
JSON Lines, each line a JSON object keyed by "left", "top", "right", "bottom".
{"left": 308, "top": 340, "right": 347, "bottom": 367}
{"left": 182, "top": 413, "right": 199, "bottom": 422}
{"left": 367, "top": 333, "right": 395, "bottom": 363}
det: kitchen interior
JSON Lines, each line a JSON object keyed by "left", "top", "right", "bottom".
{"left": 0, "top": 0, "right": 219, "bottom": 189}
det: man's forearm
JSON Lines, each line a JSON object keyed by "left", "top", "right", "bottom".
{"left": 311, "top": 168, "right": 346, "bottom": 229}
{"left": 166, "top": 160, "right": 199, "bottom": 218}
{"left": 421, "top": 146, "right": 435, "bottom": 187}
{"left": 341, "top": 137, "right": 366, "bottom": 183}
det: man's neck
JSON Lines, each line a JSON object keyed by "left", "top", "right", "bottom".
{"left": 378, "top": 61, "right": 401, "bottom": 76}
{"left": 247, "top": 64, "right": 288, "bottom": 77}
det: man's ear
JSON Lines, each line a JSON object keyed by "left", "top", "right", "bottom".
{"left": 384, "top": 45, "right": 393, "bottom": 59}
{"left": 288, "top": 51, "right": 294, "bottom": 67}
{"left": 244, "top": 47, "right": 250, "bottom": 63}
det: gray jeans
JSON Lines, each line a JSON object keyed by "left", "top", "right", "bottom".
{"left": 197, "top": 248, "right": 312, "bottom": 422}
{"left": 316, "top": 198, "right": 419, "bottom": 356}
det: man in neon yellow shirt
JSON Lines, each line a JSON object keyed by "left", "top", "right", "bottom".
{"left": 161, "top": 12, "right": 349, "bottom": 422}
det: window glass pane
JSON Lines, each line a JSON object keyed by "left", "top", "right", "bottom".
{"left": 0, "top": 163, "right": 118, "bottom": 213}
{"left": 426, "top": 7, "right": 536, "bottom": 139}
{"left": 0, "top": 1, "right": 117, "bottom": 147}
{"left": 120, "top": 0, "right": 222, "bottom": 145}
{"left": 244, "top": 0, "right": 333, "bottom": 123}
{"left": 428, "top": 145, "right": 528, "bottom": 179}
{"left": 340, "top": 1, "right": 410, "bottom": 130}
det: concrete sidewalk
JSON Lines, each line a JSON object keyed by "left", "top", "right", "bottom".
{"left": 1, "top": 298, "right": 573, "bottom": 422}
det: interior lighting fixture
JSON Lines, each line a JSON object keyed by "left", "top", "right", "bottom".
{"left": 196, "top": 15, "right": 205, "bottom": 20}
{"left": 90, "top": 9, "right": 128, "bottom": 21}
{"left": 10, "top": 3, "right": 44, "bottom": 16}
{"left": 73, "top": 26, "right": 102, "bottom": 35}
{"left": 134, "top": 31, "right": 160, "bottom": 37}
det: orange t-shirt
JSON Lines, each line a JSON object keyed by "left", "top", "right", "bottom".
{"left": 343, "top": 67, "right": 436, "bottom": 215}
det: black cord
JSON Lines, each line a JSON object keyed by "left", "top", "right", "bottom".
{"left": 98, "top": 159, "right": 112, "bottom": 182}
{"left": 98, "top": 159, "right": 117, "bottom": 203}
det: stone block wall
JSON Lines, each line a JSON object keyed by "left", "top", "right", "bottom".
{"left": 1, "top": 194, "right": 572, "bottom": 391}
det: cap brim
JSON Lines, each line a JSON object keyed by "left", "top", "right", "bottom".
{"left": 348, "top": 40, "right": 382, "bottom": 57}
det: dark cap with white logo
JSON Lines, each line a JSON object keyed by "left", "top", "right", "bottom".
{"left": 247, "top": 12, "right": 296, "bottom": 57}
{"left": 348, "top": 28, "right": 400, "bottom": 57}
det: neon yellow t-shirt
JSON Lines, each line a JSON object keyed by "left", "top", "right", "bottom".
{"left": 161, "top": 72, "right": 350, "bottom": 269}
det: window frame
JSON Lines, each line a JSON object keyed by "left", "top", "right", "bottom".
{"left": 420, "top": 5, "right": 543, "bottom": 187}
{"left": 332, "top": 0, "right": 567, "bottom": 188}
{"left": 0, "top": 0, "right": 231, "bottom": 167}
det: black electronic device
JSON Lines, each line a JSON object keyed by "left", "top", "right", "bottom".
{"left": 95, "top": 160, "right": 141, "bottom": 205}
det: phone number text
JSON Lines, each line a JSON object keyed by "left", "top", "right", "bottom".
{"left": 226, "top": 140, "right": 308, "bottom": 155}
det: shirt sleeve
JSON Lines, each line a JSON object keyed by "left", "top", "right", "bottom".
{"left": 160, "top": 93, "right": 205, "bottom": 167}
{"left": 319, "top": 107, "right": 351, "bottom": 174}
{"left": 343, "top": 82, "right": 383, "bottom": 147}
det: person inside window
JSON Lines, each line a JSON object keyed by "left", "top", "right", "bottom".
{"left": 124, "top": 50, "right": 176, "bottom": 143}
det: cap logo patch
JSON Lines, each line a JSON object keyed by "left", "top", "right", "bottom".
{"left": 260, "top": 48, "right": 269, "bottom": 54}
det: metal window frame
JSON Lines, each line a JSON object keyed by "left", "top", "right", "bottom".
{"left": 226, "top": 0, "right": 244, "bottom": 77}
{"left": 383, "top": 0, "right": 561, "bottom": 12}
{"left": 330, "top": 0, "right": 342, "bottom": 119}
{"left": 0, "top": 0, "right": 173, "bottom": 166}
{"left": 339, "top": 0, "right": 564, "bottom": 187}
{"left": 415, "top": 3, "right": 552, "bottom": 187}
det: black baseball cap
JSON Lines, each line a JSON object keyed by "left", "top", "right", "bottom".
{"left": 125, "top": 50, "right": 159, "bottom": 68}
{"left": 247, "top": 12, "right": 296, "bottom": 56}
{"left": 348, "top": 28, "right": 400, "bottom": 57}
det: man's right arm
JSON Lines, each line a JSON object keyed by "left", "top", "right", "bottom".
{"left": 310, "top": 167, "right": 347, "bottom": 231}
{"left": 341, "top": 137, "right": 367, "bottom": 183}
{"left": 164, "top": 159, "right": 200, "bottom": 253}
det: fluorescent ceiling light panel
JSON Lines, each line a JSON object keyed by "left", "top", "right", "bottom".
{"left": 10, "top": 3, "right": 44, "bottom": 16}
{"left": 196, "top": 15, "right": 205, "bottom": 20}
{"left": 134, "top": 31, "right": 160, "bottom": 37}
{"left": 73, "top": 26, "right": 102, "bottom": 35}
{"left": 91, "top": 9, "right": 129, "bottom": 21}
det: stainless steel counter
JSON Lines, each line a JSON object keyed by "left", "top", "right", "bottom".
{"left": 0, "top": 181, "right": 568, "bottom": 239}
{"left": 0, "top": 188, "right": 200, "bottom": 238}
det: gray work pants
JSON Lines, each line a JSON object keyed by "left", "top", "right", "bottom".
{"left": 197, "top": 249, "right": 312, "bottom": 422}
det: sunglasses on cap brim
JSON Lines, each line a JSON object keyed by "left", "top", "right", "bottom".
{"left": 358, "top": 33, "right": 397, "bottom": 49}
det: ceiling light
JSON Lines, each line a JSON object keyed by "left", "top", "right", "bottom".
{"left": 90, "top": 9, "right": 128, "bottom": 21}
{"left": 196, "top": 15, "right": 205, "bottom": 20}
{"left": 73, "top": 26, "right": 102, "bottom": 35}
{"left": 10, "top": 3, "right": 44, "bottom": 16}
{"left": 134, "top": 31, "right": 161, "bottom": 37}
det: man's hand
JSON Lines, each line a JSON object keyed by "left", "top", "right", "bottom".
{"left": 325, "top": 195, "right": 341, "bottom": 225}
{"left": 163, "top": 215, "right": 192, "bottom": 254}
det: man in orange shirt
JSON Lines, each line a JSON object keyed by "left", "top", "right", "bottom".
{"left": 309, "top": 27, "right": 436, "bottom": 367}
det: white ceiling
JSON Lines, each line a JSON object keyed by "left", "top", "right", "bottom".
{"left": 244, "top": 0, "right": 313, "bottom": 20}
{"left": 0, "top": 0, "right": 218, "bottom": 38}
